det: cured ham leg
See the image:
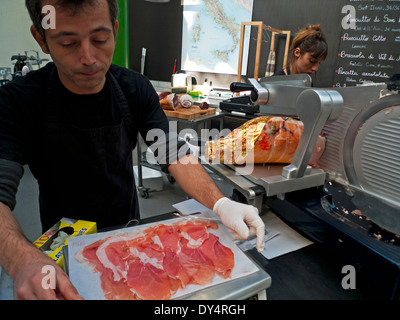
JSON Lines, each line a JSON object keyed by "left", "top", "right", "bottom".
{"left": 206, "top": 116, "right": 326, "bottom": 166}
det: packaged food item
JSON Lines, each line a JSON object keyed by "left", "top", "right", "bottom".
{"left": 159, "top": 92, "right": 179, "bottom": 110}
{"left": 33, "top": 218, "right": 97, "bottom": 269}
{"left": 179, "top": 94, "right": 194, "bottom": 108}
{"left": 199, "top": 101, "right": 209, "bottom": 110}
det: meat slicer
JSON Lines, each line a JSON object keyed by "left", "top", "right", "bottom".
{"left": 204, "top": 74, "right": 344, "bottom": 210}
{"left": 203, "top": 74, "right": 400, "bottom": 299}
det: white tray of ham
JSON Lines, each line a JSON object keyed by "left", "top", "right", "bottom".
{"left": 68, "top": 217, "right": 260, "bottom": 300}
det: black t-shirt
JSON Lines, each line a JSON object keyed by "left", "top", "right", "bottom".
{"left": 273, "top": 67, "right": 291, "bottom": 76}
{"left": 0, "top": 63, "right": 181, "bottom": 220}
{"left": 0, "top": 62, "right": 170, "bottom": 164}
{"left": 56, "top": 74, "right": 120, "bottom": 130}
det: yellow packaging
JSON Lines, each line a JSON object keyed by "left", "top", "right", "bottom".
{"left": 33, "top": 218, "right": 97, "bottom": 269}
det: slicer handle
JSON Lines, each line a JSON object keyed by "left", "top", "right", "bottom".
{"left": 230, "top": 82, "right": 255, "bottom": 92}
{"left": 230, "top": 82, "right": 259, "bottom": 102}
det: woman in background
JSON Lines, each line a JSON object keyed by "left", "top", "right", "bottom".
{"left": 274, "top": 24, "right": 328, "bottom": 78}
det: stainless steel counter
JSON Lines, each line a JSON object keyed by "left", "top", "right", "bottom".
{"left": 177, "top": 257, "right": 270, "bottom": 300}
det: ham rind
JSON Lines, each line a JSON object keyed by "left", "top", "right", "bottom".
{"left": 76, "top": 220, "right": 235, "bottom": 299}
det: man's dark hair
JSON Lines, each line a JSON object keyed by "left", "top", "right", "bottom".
{"left": 25, "top": 0, "right": 119, "bottom": 42}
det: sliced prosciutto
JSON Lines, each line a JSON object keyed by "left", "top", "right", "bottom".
{"left": 178, "top": 238, "right": 215, "bottom": 285}
{"left": 162, "top": 247, "right": 191, "bottom": 290}
{"left": 199, "top": 233, "right": 234, "bottom": 278}
{"left": 126, "top": 258, "right": 171, "bottom": 300}
{"left": 75, "top": 219, "right": 235, "bottom": 300}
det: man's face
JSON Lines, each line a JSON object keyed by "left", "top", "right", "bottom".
{"left": 33, "top": 0, "right": 118, "bottom": 94}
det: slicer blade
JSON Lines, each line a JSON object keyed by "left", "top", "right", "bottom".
{"left": 319, "top": 86, "right": 400, "bottom": 236}
{"left": 348, "top": 185, "right": 400, "bottom": 236}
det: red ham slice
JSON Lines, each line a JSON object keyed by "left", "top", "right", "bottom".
{"left": 178, "top": 221, "right": 210, "bottom": 247}
{"left": 178, "top": 238, "right": 215, "bottom": 285}
{"left": 153, "top": 224, "right": 181, "bottom": 252}
{"left": 162, "top": 247, "right": 191, "bottom": 290}
{"left": 78, "top": 237, "right": 108, "bottom": 273}
{"left": 199, "top": 233, "right": 234, "bottom": 278}
{"left": 101, "top": 267, "right": 137, "bottom": 300}
{"left": 126, "top": 259, "right": 171, "bottom": 300}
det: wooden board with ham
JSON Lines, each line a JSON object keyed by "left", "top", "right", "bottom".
{"left": 163, "top": 105, "right": 216, "bottom": 120}
{"left": 68, "top": 217, "right": 259, "bottom": 300}
{"left": 159, "top": 91, "right": 216, "bottom": 120}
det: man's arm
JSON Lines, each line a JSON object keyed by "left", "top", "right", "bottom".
{"left": 0, "top": 202, "right": 82, "bottom": 300}
{"left": 167, "top": 154, "right": 265, "bottom": 252}
{"left": 167, "top": 155, "right": 225, "bottom": 209}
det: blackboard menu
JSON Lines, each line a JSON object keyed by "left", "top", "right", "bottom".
{"left": 333, "top": 0, "right": 400, "bottom": 87}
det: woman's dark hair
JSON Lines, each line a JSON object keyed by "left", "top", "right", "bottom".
{"left": 289, "top": 24, "right": 328, "bottom": 65}
{"left": 25, "top": 0, "right": 119, "bottom": 42}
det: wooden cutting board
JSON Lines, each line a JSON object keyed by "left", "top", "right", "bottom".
{"left": 163, "top": 106, "right": 216, "bottom": 120}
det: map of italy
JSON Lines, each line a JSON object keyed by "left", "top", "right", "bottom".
{"left": 182, "top": 0, "right": 254, "bottom": 74}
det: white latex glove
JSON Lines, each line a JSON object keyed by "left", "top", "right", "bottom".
{"left": 213, "top": 197, "right": 265, "bottom": 252}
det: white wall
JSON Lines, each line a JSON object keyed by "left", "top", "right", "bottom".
{"left": 0, "top": 0, "right": 50, "bottom": 70}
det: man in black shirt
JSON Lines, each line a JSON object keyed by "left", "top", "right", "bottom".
{"left": 0, "top": 0, "right": 265, "bottom": 299}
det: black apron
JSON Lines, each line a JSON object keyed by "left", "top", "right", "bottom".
{"left": 33, "top": 66, "right": 139, "bottom": 231}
